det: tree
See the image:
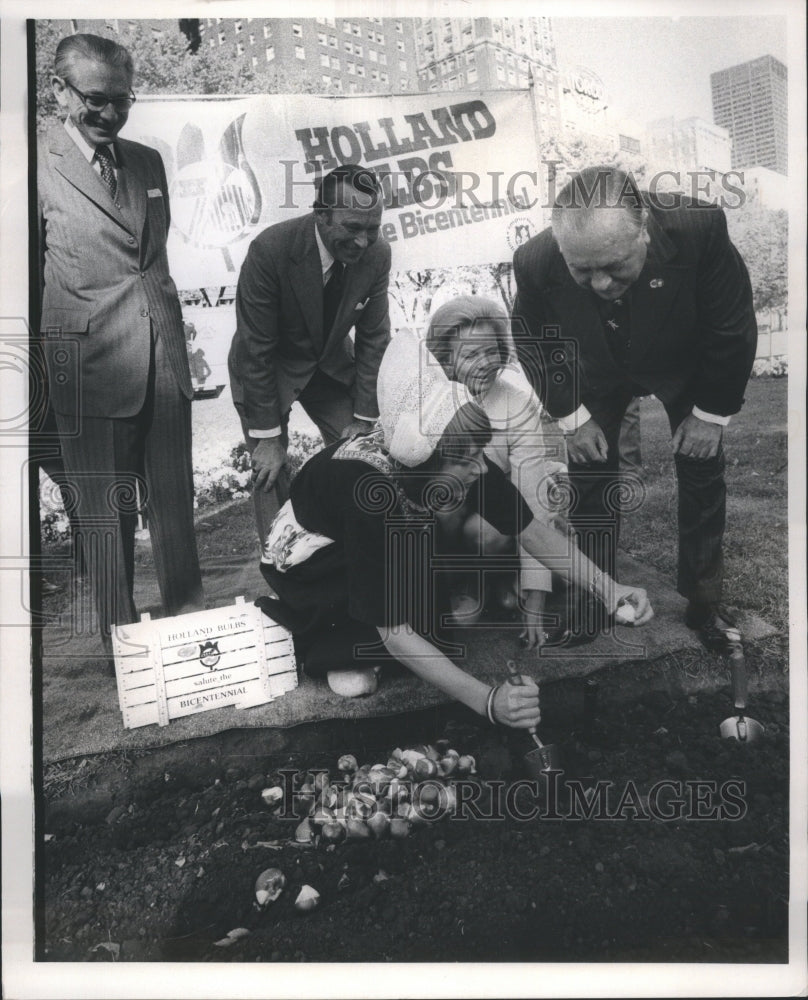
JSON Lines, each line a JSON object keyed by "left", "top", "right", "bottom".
{"left": 726, "top": 203, "right": 788, "bottom": 320}
{"left": 35, "top": 20, "right": 322, "bottom": 134}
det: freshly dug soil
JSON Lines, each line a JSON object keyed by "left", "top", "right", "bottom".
{"left": 40, "top": 678, "right": 789, "bottom": 964}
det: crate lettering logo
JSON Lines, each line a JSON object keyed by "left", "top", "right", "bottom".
{"left": 199, "top": 640, "right": 221, "bottom": 669}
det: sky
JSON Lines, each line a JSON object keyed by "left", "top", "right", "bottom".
{"left": 551, "top": 15, "right": 788, "bottom": 127}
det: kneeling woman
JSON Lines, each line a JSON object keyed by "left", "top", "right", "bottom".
{"left": 258, "top": 330, "right": 652, "bottom": 731}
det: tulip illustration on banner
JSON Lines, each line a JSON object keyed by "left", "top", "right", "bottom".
{"left": 167, "top": 114, "right": 263, "bottom": 263}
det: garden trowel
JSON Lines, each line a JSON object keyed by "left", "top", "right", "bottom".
{"left": 719, "top": 641, "right": 764, "bottom": 743}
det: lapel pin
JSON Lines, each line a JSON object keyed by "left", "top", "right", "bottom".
{"left": 650, "top": 278, "right": 665, "bottom": 289}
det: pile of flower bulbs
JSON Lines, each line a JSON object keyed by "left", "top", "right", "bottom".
{"left": 262, "top": 742, "right": 477, "bottom": 845}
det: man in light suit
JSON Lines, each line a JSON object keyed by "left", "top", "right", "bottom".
{"left": 228, "top": 164, "right": 391, "bottom": 545}
{"left": 38, "top": 33, "right": 204, "bottom": 663}
{"left": 512, "top": 165, "right": 757, "bottom": 651}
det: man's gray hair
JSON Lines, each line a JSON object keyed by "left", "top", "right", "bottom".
{"left": 551, "top": 165, "right": 644, "bottom": 235}
{"left": 54, "top": 33, "right": 134, "bottom": 82}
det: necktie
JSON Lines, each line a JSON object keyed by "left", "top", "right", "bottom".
{"left": 600, "top": 297, "right": 631, "bottom": 367}
{"left": 95, "top": 144, "right": 117, "bottom": 198}
{"left": 322, "top": 261, "right": 345, "bottom": 337}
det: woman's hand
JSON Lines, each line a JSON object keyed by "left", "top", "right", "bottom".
{"left": 492, "top": 676, "right": 541, "bottom": 730}
{"left": 607, "top": 582, "right": 654, "bottom": 625}
{"left": 519, "top": 589, "right": 548, "bottom": 650}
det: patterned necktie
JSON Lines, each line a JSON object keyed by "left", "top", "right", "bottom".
{"left": 95, "top": 144, "right": 117, "bottom": 198}
{"left": 322, "top": 261, "right": 345, "bottom": 336}
{"left": 600, "top": 296, "right": 631, "bottom": 367}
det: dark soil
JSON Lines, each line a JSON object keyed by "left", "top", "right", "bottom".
{"left": 40, "top": 674, "right": 789, "bottom": 964}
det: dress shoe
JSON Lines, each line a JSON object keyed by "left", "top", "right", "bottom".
{"left": 686, "top": 603, "right": 741, "bottom": 653}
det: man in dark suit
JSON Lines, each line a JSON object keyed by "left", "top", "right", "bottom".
{"left": 228, "top": 164, "right": 391, "bottom": 545}
{"left": 38, "top": 33, "right": 204, "bottom": 661}
{"left": 512, "top": 165, "right": 757, "bottom": 650}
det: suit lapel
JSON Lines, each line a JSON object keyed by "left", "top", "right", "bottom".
{"left": 627, "top": 212, "right": 686, "bottom": 368}
{"left": 114, "top": 140, "right": 148, "bottom": 241}
{"left": 545, "top": 261, "right": 621, "bottom": 378}
{"left": 48, "top": 127, "right": 135, "bottom": 235}
{"left": 289, "top": 216, "right": 325, "bottom": 351}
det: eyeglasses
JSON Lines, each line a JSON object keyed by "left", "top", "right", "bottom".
{"left": 64, "top": 80, "right": 137, "bottom": 113}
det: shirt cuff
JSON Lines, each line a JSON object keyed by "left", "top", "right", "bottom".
{"left": 692, "top": 406, "right": 731, "bottom": 427}
{"left": 353, "top": 414, "right": 376, "bottom": 422}
{"left": 248, "top": 427, "right": 282, "bottom": 438}
{"left": 558, "top": 405, "right": 592, "bottom": 434}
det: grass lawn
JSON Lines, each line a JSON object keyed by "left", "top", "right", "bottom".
{"left": 620, "top": 377, "right": 788, "bottom": 631}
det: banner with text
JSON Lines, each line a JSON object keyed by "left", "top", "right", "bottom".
{"left": 126, "top": 90, "right": 543, "bottom": 290}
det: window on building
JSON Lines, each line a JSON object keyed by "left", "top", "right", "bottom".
{"left": 349, "top": 81, "right": 358, "bottom": 93}
{"left": 357, "top": 65, "right": 365, "bottom": 77}
{"left": 496, "top": 64, "right": 505, "bottom": 81}
{"left": 320, "top": 53, "right": 330, "bottom": 67}
{"left": 370, "top": 49, "right": 377, "bottom": 62}
{"left": 379, "top": 52, "right": 387, "bottom": 65}
{"left": 237, "top": 42, "right": 245, "bottom": 55}
{"left": 209, "top": 38, "right": 215, "bottom": 48}
{"left": 292, "top": 23, "right": 302, "bottom": 37}
{"left": 333, "top": 78, "right": 343, "bottom": 91}
{"left": 380, "top": 72, "right": 388, "bottom": 83}
{"left": 399, "top": 59, "right": 407, "bottom": 71}
{"left": 263, "top": 24, "right": 271, "bottom": 38}
{"left": 322, "top": 74, "right": 332, "bottom": 86}
{"left": 266, "top": 45, "right": 274, "bottom": 61}
{"left": 347, "top": 61, "right": 355, "bottom": 74}
{"left": 352, "top": 23, "right": 361, "bottom": 36}
{"left": 218, "top": 31, "right": 225, "bottom": 45}
{"left": 342, "top": 21, "right": 351, "bottom": 32}
{"left": 329, "top": 35, "right": 337, "bottom": 48}
{"left": 448, "top": 75, "right": 457, "bottom": 87}
{"left": 467, "top": 66, "right": 477, "bottom": 82}
{"left": 318, "top": 31, "right": 327, "bottom": 45}
{"left": 372, "top": 69, "right": 379, "bottom": 81}
{"left": 249, "top": 33, "right": 255, "bottom": 44}
{"left": 331, "top": 56, "right": 340, "bottom": 69}
{"left": 396, "top": 20, "right": 403, "bottom": 32}
{"left": 354, "top": 44, "right": 363, "bottom": 57}
{"left": 344, "top": 40, "right": 352, "bottom": 52}
{"left": 295, "top": 44, "right": 305, "bottom": 60}
{"left": 376, "top": 31, "right": 384, "bottom": 44}
{"left": 252, "top": 55, "right": 258, "bottom": 68}
{"left": 235, "top": 20, "right": 242, "bottom": 33}
{"left": 397, "top": 39, "right": 405, "bottom": 52}
{"left": 400, "top": 78, "right": 409, "bottom": 89}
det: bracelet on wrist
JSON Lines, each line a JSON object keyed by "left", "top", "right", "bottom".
{"left": 588, "top": 569, "right": 606, "bottom": 599}
{"left": 486, "top": 683, "right": 501, "bottom": 725}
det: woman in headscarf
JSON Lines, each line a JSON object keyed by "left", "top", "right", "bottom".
{"left": 257, "top": 329, "right": 652, "bottom": 729}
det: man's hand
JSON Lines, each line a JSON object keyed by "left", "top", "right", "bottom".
{"left": 566, "top": 417, "right": 609, "bottom": 464}
{"left": 251, "top": 438, "right": 287, "bottom": 492}
{"left": 672, "top": 414, "right": 723, "bottom": 460}
{"left": 341, "top": 418, "right": 375, "bottom": 440}
{"left": 519, "top": 589, "right": 548, "bottom": 650}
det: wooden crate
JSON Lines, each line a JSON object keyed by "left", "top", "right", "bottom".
{"left": 112, "top": 597, "right": 297, "bottom": 729}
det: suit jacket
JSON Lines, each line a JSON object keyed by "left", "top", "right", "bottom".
{"left": 38, "top": 125, "right": 191, "bottom": 418}
{"left": 512, "top": 198, "right": 758, "bottom": 420}
{"left": 228, "top": 213, "right": 391, "bottom": 431}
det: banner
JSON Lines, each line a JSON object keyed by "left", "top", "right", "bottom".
{"left": 126, "top": 90, "right": 544, "bottom": 290}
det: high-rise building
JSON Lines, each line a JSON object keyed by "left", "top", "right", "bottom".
{"left": 414, "top": 15, "right": 561, "bottom": 127}
{"left": 645, "top": 116, "right": 732, "bottom": 177}
{"left": 200, "top": 16, "right": 420, "bottom": 95}
{"left": 710, "top": 55, "right": 787, "bottom": 175}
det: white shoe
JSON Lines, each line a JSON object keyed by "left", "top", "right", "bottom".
{"left": 327, "top": 666, "right": 381, "bottom": 697}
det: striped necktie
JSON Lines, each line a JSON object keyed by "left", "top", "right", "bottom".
{"left": 322, "top": 261, "right": 345, "bottom": 336}
{"left": 95, "top": 144, "right": 117, "bottom": 198}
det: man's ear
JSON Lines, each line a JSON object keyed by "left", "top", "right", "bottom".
{"left": 639, "top": 208, "right": 651, "bottom": 245}
{"left": 51, "top": 75, "right": 70, "bottom": 109}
